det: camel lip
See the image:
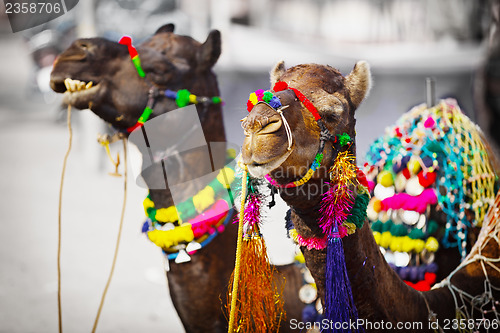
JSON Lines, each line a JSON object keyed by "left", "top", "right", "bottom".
{"left": 246, "top": 148, "right": 293, "bottom": 178}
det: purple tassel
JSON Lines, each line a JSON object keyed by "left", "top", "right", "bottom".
{"left": 325, "top": 226, "right": 361, "bottom": 333}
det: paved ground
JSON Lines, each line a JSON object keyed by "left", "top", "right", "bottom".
{"left": 0, "top": 27, "right": 482, "bottom": 332}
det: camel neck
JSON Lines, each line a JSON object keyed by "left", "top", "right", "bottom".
{"left": 280, "top": 158, "right": 454, "bottom": 328}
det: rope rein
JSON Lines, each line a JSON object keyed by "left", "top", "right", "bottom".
{"left": 57, "top": 103, "right": 129, "bottom": 333}
{"left": 91, "top": 138, "right": 128, "bottom": 333}
{"left": 57, "top": 104, "right": 72, "bottom": 333}
{"left": 227, "top": 167, "right": 247, "bottom": 332}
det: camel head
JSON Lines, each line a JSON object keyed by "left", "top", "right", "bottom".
{"left": 50, "top": 24, "right": 221, "bottom": 131}
{"left": 242, "top": 61, "right": 371, "bottom": 182}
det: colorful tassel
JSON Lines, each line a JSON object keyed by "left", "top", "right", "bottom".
{"left": 325, "top": 228, "right": 359, "bottom": 332}
{"left": 227, "top": 175, "right": 285, "bottom": 332}
{"left": 226, "top": 234, "right": 285, "bottom": 332}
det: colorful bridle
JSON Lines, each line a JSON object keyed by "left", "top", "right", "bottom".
{"left": 118, "top": 36, "right": 223, "bottom": 133}
{"left": 246, "top": 81, "right": 352, "bottom": 188}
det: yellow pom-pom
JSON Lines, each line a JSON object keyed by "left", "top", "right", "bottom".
{"left": 373, "top": 231, "right": 381, "bottom": 245}
{"left": 343, "top": 222, "right": 357, "bottom": 235}
{"left": 380, "top": 231, "right": 392, "bottom": 248}
{"left": 143, "top": 197, "right": 155, "bottom": 215}
{"left": 155, "top": 206, "right": 179, "bottom": 223}
{"left": 189, "top": 94, "right": 197, "bottom": 104}
{"left": 413, "top": 239, "right": 425, "bottom": 253}
{"left": 377, "top": 170, "right": 394, "bottom": 187}
{"left": 294, "top": 251, "right": 305, "bottom": 264}
{"left": 146, "top": 224, "right": 195, "bottom": 249}
{"left": 425, "top": 237, "right": 439, "bottom": 252}
{"left": 192, "top": 186, "right": 215, "bottom": 212}
{"left": 249, "top": 92, "right": 258, "bottom": 105}
{"left": 389, "top": 236, "right": 401, "bottom": 252}
{"left": 401, "top": 236, "right": 414, "bottom": 252}
{"left": 408, "top": 156, "right": 421, "bottom": 175}
{"left": 217, "top": 167, "right": 235, "bottom": 188}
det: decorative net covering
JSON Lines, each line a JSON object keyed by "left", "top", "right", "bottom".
{"left": 433, "top": 190, "right": 500, "bottom": 331}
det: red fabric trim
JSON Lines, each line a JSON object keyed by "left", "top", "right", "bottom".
{"left": 272, "top": 81, "right": 322, "bottom": 121}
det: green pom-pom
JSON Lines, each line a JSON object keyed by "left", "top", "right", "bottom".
{"left": 426, "top": 220, "right": 439, "bottom": 235}
{"left": 338, "top": 133, "right": 351, "bottom": 146}
{"left": 211, "top": 96, "right": 222, "bottom": 104}
{"left": 408, "top": 228, "right": 425, "bottom": 240}
{"left": 390, "top": 223, "right": 408, "bottom": 237}
{"left": 263, "top": 91, "right": 273, "bottom": 103}
{"left": 381, "top": 219, "right": 394, "bottom": 233}
{"left": 371, "top": 220, "right": 383, "bottom": 233}
{"left": 176, "top": 89, "right": 191, "bottom": 107}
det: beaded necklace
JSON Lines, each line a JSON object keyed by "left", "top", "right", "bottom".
{"left": 118, "top": 36, "right": 223, "bottom": 133}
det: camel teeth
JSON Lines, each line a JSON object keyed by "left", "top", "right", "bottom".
{"left": 64, "top": 78, "right": 71, "bottom": 91}
{"left": 63, "top": 78, "right": 94, "bottom": 92}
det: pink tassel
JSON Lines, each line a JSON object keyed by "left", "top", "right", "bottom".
{"left": 244, "top": 193, "right": 262, "bottom": 227}
{"left": 318, "top": 184, "right": 354, "bottom": 234}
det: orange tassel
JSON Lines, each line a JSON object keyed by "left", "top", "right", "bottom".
{"left": 226, "top": 225, "right": 285, "bottom": 332}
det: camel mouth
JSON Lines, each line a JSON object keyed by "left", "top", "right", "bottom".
{"left": 246, "top": 147, "right": 293, "bottom": 178}
{"left": 54, "top": 78, "right": 101, "bottom": 107}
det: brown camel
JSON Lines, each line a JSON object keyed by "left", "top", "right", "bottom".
{"left": 50, "top": 25, "right": 302, "bottom": 332}
{"left": 242, "top": 61, "right": 500, "bottom": 331}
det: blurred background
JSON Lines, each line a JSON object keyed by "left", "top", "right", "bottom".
{"left": 0, "top": 0, "right": 497, "bottom": 332}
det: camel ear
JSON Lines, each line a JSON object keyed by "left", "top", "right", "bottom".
{"left": 197, "top": 30, "right": 221, "bottom": 71}
{"left": 270, "top": 60, "right": 286, "bottom": 87}
{"left": 345, "top": 61, "right": 372, "bottom": 108}
{"left": 155, "top": 24, "right": 175, "bottom": 34}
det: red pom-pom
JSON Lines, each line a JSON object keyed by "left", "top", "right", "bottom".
{"left": 119, "top": 36, "right": 132, "bottom": 46}
{"left": 402, "top": 168, "right": 411, "bottom": 179}
{"left": 247, "top": 100, "right": 254, "bottom": 112}
{"left": 395, "top": 127, "right": 402, "bottom": 138}
{"left": 417, "top": 171, "right": 437, "bottom": 188}
{"left": 424, "top": 272, "right": 436, "bottom": 285}
{"left": 356, "top": 167, "right": 369, "bottom": 188}
{"left": 273, "top": 81, "right": 288, "bottom": 92}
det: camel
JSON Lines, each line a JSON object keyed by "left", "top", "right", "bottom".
{"left": 50, "top": 25, "right": 302, "bottom": 332}
{"left": 242, "top": 61, "right": 500, "bottom": 331}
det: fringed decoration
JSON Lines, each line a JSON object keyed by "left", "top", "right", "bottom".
{"left": 227, "top": 174, "right": 285, "bottom": 332}
{"left": 226, "top": 234, "right": 285, "bottom": 333}
{"left": 244, "top": 193, "right": 261, "bottom": 227}
{"left": 325, "top": 228, "right": 359, "bottom": 332}
{"left": 319, "top": 186, "right": 354, "bottom": 235}
{"left": 321, "top": 151, "right": 363, "bottom": 331}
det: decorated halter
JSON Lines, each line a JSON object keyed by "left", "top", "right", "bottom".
{"left": 118, "top": 36, "right": 223, "bottom": 133}
{"left": 244, "top": 80, "right": 369, "bottom": 329}
{"left": 246, "top": 81, "right": 353, "bottom": 188}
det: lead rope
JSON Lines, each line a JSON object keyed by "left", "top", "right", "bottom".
{"left": 57, "top": 104, "right": 73, "bottom": 333}
{"left": 228, "top": 167, "right": 248, "bottom": 332}
{"left": 91, "top": 137, "right": 128, "bottom": 333}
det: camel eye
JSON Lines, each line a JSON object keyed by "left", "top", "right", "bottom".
{"left": 324, "top": 112, "right": 340, "bottom": 123}
{"left": 78, "top": 41, "right": 89, "bottom": 50}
